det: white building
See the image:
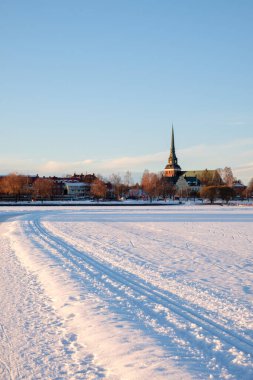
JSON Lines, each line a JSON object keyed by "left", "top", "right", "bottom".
{"left": 63, "top": 182, "right": 86, "bottom": 198}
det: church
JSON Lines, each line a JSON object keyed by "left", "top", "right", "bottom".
{"left": 163, "top": 126, "right": 222, "bottom": 193}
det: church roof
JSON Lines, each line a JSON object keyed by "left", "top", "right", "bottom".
{"left": 184, "top": 170, "right": 218, "bottom": 178}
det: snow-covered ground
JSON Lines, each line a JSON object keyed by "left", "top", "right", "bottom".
{"left": 0, "top": 206, "right": 253, "bottom": 379}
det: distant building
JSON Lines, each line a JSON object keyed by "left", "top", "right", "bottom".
{"left": 232, "top": 180, "right": 246, "bottom": 197}
{"left": 63, "top": 181, "right": 86, "bottom": 198}
{"left": 163, "top": 126, "right": 222, "bottom": 191}
{"left": 176, "top": 175, "right": 201, "bottom": 194}
{"left": 50, "top": 174, "right": 98, "bottom": 199}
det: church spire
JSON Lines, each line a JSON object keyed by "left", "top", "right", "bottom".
{"left": 164, "top": 125, "right": 182, "bottom": 178}
{"left": 171, "top": 124, "right": 175, "bottom": 151}
{"left": 168, "top": 124, "right": 178, "bottom": 165}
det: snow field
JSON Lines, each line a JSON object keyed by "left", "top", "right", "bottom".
{"left": 0, "top": 205, "right": 253, "bottom": 379}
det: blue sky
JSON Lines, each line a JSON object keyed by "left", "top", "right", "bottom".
{"left": 1, "top": 1, "right": 253, "bottom": 183}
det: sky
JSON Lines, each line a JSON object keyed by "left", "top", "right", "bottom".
{"left": 0, "top": 0, "right": 253, "bottom": 184}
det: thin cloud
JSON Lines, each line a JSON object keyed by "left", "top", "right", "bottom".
{"left": 39, "top": 159, "right": 95, "bottom": 173}
{"left": 99, "top": 152, "right": 167, "bottom": 171}
{"left": 37, "top": 153, "right": 167, "bottom": 174}
{"left": 0, "top": 138, "right": 252, "bottom": 183}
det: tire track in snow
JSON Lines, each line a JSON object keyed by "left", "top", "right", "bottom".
{"left": 33, "top": 220, "right": 253, "bottom": 352}
{"left": 48, "top": 219, "right": 253, "bottom": 331}
{"left": 24, "top": 217, "right": 253, "bottom": 378}
{"left": 98, "top": 222, "right": 253, "bottom": 320}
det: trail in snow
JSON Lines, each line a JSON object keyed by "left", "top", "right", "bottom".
{"left": 0, "top": 216, "right": 106, "bottom": 380}
{"left": 1, "top": 206, "right": 253, "bottom": 379}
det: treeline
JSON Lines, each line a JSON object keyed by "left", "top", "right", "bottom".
{"left": 0, "top": 174, "right": 55, "bottom": 201}
{"left": 200, "top": 186, "right": 237, "bottom": 204}
{"left": 0, "top": 170, "right": 253, "bottom": 203}
{"left": 0, "top": 172, "right": 176, "bottom": 202}
{"left": 140, "top": 170, "right": 253, "bottom": 203}
{"left": 200, "top": 182, "right": 253, "bottom": 203}
{"left": 91, "top": 171, "right": 177, "bottom": 202}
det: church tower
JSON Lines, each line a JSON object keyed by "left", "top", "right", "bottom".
{"left": 164, "top": 125, "right": 182, "bottom": 177}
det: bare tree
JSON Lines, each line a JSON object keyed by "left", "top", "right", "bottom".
{"left": 157, "top": 175, "right": 176, "bottom": 201}
{"left": 141, "top": 170, "right": 159, "bottom": 202}
{"left": 200, "top": 186, "right": 218, "bottom": 204}
{"left": 245, "top": 178, "right": 253, "bottom": 199}
{"left": 248, "top": 178, "right": 253, "bottom": 189}
{"left": 218, "top": 167, "right": 234, "bottom": 186}
{"left": 0, "top": 173, "right": 28, "bottom": 201}
{"left": 212, "top": 170, "right": 223, "bottom": 186}
{"left": 32, "top": 178, "right": 54, "bottom": 201}
{"left": 110, "top": 173, "right": 122, "bottom": 200}
{"left": 218, "top": 186, "right": 235, "bottom": 204}
{"left": 90, "top": 178, "right": 107, "bottom": 201}
{"left": 124, "top": 171, "right": 133, "bottom": 187}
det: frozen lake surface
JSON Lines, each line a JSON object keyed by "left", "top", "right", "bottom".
{"left": 0, "top": 205, "right": 253, "bottom": 379}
